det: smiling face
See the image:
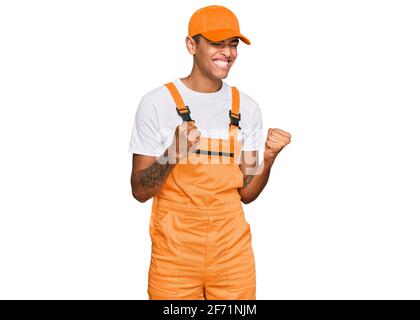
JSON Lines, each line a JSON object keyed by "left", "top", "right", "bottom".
{"left": 186, "top": 34, "right": 239, "bottom": 80}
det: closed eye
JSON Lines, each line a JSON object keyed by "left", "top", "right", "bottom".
{"left": 211, "top": 42, "right": 239, "bottom": 48}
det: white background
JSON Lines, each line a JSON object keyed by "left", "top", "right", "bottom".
{"left": 0, "top": 0, "right": 419, "bottom": 299}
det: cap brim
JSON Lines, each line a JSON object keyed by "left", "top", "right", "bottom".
{"left": 201, "top": 29, "right": 251, "bottom": 45}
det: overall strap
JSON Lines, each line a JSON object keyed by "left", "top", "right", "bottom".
{"left": 164, "top": 81, "right": 241, "bottom": 163}
{"left": 229, "top": 86, "right": 241, "bottom": 162}
{"left": 164, "top": 82, "right": 193, "bottom": 122}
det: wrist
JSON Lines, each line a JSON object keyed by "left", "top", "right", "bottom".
{"left": 167, "top": 148, "right": 179, "bottom": 164}
{"left": 158, "top": 148, "right": 176, "bottom": 165}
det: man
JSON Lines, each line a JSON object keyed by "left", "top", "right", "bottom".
{"left": 129, "top": 5, "right": 291, "bottom": 300}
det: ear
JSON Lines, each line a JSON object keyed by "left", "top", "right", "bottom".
{"left": 185, "top": 36, "right": 197, "bottom": 55}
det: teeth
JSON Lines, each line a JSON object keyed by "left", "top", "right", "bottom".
{"left": 214, "top": 59, "right": 228, "bottom": 68}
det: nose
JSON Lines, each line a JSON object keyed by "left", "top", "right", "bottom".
{"left": 220, "top": 45, "right": 232, "bottom": 59}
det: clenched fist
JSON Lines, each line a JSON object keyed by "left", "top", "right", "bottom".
{"left": 167, "top": 120, "right": 201, "bottom": 163}
{"left": 264, "top": 128, "right": 291, "bottom": 162}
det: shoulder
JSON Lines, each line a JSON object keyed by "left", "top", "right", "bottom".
{"left": 231, "top": 87, "right": 262, "bottom": 121}
{"left": 224, "top": 85, "right": 263, "bottom": 129}
{"left": 239, "top": 90, "right": 260, "bottom": 109}
{"left": 136, "top": 81, "right": 183, "bottom": 130}
{"left": 143, "top": 83, "right": 168, "bottom": 100}
{"left": 225, "top": 82, "right": 261, "bottom": 114}
{"left": 141, "top": 81, "right": 175, "bottom": 105}
{"left": 135, "top": 82, "right": 175, "bottom": 117}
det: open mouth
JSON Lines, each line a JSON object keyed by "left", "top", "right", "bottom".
{"left": 213, "top": 59, "right": 230, "bottom": 70}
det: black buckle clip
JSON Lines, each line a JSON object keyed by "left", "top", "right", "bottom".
{"left": 229, "top": 110, "right": 241, "bottom": 129}
{"left": 177, "top": 105, "right": 192, "bottom": 122}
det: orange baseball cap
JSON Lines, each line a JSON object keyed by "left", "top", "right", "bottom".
{"left": 188, "top": 5, "right": 251, "bottom": 45}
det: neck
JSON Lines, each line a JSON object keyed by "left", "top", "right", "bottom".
{"left": 180, "top": 65, "right": 223, "bottom": 93}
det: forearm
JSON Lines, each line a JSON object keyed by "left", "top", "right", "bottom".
{"left": 131, "top": 149, "right": 176, "bottom": 203}
{"left": 239, "top": 157, "right": 275, "bottom": 204}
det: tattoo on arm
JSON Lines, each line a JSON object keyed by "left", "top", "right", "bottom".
{"left": 138, "top": 161, "right": 171, "bottom": 188}
{"left": 243, "top": 174, "right": 255, "bottom": 188}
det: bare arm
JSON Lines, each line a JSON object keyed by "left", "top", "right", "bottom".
{"left": 238, "top": 128, "right": 292, "bottom": 204}
{"left": 130, "top": 150, "right": 176, "bottom": 203}
{"left": 238, "top": 151, "right": 274, "bottom": 204}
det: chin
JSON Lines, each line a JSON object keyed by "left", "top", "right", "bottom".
{"left": 213, "top": 70, "right": 229, "bottom": 80}
{"left": 212, "top": 73, "right": 227, "bottom": 80}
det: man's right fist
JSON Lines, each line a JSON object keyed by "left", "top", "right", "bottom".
{"left": 167, "top": 121, "right": 201, "bottom": 163}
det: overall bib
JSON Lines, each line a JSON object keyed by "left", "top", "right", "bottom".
{"left": 147, "top": 82, "right": 256, "bottom": 300}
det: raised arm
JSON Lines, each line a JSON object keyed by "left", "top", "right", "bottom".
{"left": 238, "top": 128, "right": 291, "bottom": 204}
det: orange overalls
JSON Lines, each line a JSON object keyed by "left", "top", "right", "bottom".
{"left": 147, "top": 81, "right": 256, "bottom": 300}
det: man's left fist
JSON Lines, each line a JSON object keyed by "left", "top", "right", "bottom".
{"left": 264, "top": 128, "right": 292, "bottom": 161}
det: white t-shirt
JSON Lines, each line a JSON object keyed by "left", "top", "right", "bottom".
{"left": 128, "top": 77, "right": 264, "bottom": 158}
